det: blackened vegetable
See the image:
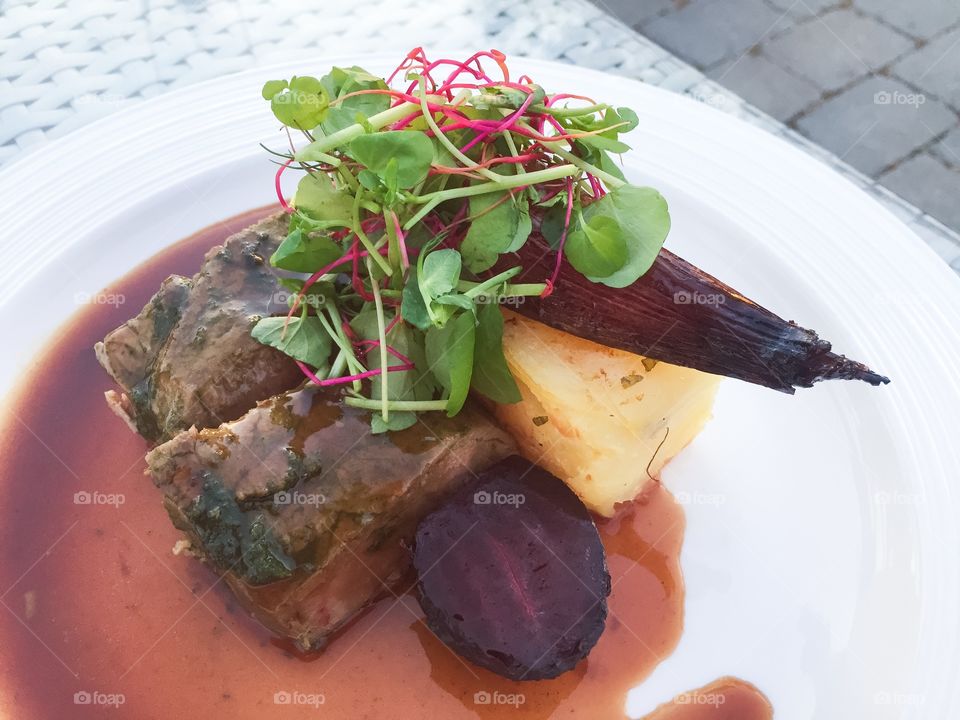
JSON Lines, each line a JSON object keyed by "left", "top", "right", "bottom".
{"left": 510, "top": 236, "right": 890, "bottom": 394}
{"left": 414, "top": 456, "right": 610, "bottom": 680}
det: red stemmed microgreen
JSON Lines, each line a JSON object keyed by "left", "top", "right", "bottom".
{"left": 253, "top": 49, "right": 671, "bottom": 432}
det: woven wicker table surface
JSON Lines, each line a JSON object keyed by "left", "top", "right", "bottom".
{"left": 3, "top": 0, "right": 959, "bottom": 269}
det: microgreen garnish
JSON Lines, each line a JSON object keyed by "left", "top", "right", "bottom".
{"left": 253, "top": 48, "right": 671, "bottom": 432}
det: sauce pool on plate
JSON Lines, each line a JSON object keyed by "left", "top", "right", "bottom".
{"left": 0, "top": 208, "right": 769, "bottom": 719}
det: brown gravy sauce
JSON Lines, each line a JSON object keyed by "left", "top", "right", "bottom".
{"left": 0, "top": 208, "right": 770, "bottom": 719}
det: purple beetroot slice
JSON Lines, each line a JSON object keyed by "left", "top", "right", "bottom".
{"left": 413, "top": 455, "right": 611, "bottom": 680}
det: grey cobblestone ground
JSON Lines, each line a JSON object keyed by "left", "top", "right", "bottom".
{"left": 592, "top": 0, "right": 960, "bottom": 238}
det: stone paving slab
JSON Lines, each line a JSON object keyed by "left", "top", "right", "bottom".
{"left": 709, "top": 52, "right": 822, "bottom": 119}
{"left": 762, "top": 9, "right": 913, "bottom": 92}
{"left": 858, "top": 0, "right": 960, "bottom": 39}
{"left": 643, "top": 0, "right": 791, "bottom": 68}
{"left": 880, "top": 153, "right": 960, "bottom": 231}
{"left": 766, "top": 0, "right": 840, "bottom": 16}
{"left": 590, "top": 0, "right": 960, "bottom": 240}
{"left": 795, "top": 75, "right": 956, "bottom": 175}
{"left": 893, "top": 27, "right": 960, "bottom": 109}
{"left": 932, "top": 127, "right": 960, "bottom": 167}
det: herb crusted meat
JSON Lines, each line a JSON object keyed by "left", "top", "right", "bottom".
{"left": 95, "top": 212, "right": 302, "bottom": 443}
{"left": 146, "top": 386, "right": 514, "bottom": 651}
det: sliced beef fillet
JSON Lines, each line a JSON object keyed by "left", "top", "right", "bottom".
{"left": 146, "top": 386, "right": 515, "bottom": 651}
{"left": 95, "top": 212, "right": 302, "bottom": 443}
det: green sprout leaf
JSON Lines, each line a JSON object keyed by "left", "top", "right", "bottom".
{"left": 471, "top": 302, "right": 521, "bottom": 404}
{"left": 292, "top": 173, "right": 354, "bottom": 228}
{"left": 264, "top": 75, "right": 329, "bottom": 130}
{"left": 419, "top": 249, "right": 461, "bottom": 301}
{"left": 349, "top": 131, "right": 434, "bottom": 188}
{"left": 564, "top": 215, "right": 628, "bottom": 278}
{"left": 270, "top": 227, "right": 341, "bottom": 273}
{"left": 460, "top": 192, "right": 529, "bottom": 273}
{"left": 278, "top": 278, "right": 333, "bottom": 309}
{"left": 401, "top": 269, "right": 432, "bottom": 331}
{"left": 319, "top": 66, "right": 392, "bottom": 134}
{"left": 251, "top": 316, "right": 332, "bottom": 370}
{"left": 580, "top": 185, "right": 671, "bottom": 288}
{"left": 425, "top": 311, "right": 476, "bottom": 416}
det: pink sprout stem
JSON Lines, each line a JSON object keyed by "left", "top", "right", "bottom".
{"left": 543, "top": 177, "right": 574, "bottom": 298}
{"left": 275, "top": 159, "right": 294, "bottom": 214}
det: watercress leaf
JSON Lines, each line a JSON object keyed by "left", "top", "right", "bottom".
{"left": 268, "top": 75, "right": 329, "bottom": 130}
{"left": 419, "top": 249, "right": 462, "bottom": 299}
{"left": 357, "top": 169, "right": 381, "bottom": 190}
{"left": 435, "top": 293, "right": 476, "bottom": 315}
{"left": 581, "top": 185, "right": 671, "bottom": 288}
{"left": 461, "top": 191, "right": 519, "bottom": 273}
{"left": 616, "top": 106, "right": 639, "bottom": 133}
{"left": 251, "top": 316, "right": 331, "bottom": 369}
{"left": 505, "top": 198, "right": 532, "bottom": 253}
{"left": 292, "top": 173, "right": 354, "bottom": 228}
{"left": 471, "top": 303, "right": 521, "bottom": 404}
{"left": 354, "top": 312, "right": 437, "bottom": 406}
{"left": 319, "top": 66, "right": 392, "bottom": 134}
{"left": 401, "top": 269, "right": 432, "bottom": 331}
{"left": 540, "top": 203, "right": 569, "bottom": 250}
{"left": 278, "top": 278, "right": 334, "bottom": 308}
{"left": 349, "top": 131, "right": 434, "bottom": 188}
{"left": 425, "top": 311, "right": 476, "bottom": 416}
{"left": 270, "top": 227, "right": 342, "bottom": 273}
{"left": 261, "top": 79, "right": 288, "bottom": 100}
{"left": 383, "top": 324, "right": 437, "bottom": 401}
{"left": 576, "top": 134, "right": 631, "bottom": 154}
{"left": 564, "top": 215, "right": 628, "bottom": 278}
{"left": 371, "top": 411, "right": 417, "bottom": 434}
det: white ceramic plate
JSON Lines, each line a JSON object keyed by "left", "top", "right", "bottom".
{"left": 1, "top": 55, "right": 958, "bottom": 719}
